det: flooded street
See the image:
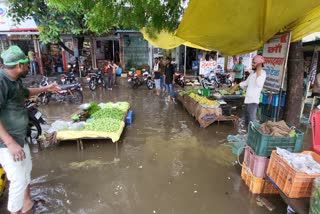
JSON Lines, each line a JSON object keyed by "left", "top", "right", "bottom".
{"left": 0, "top": 79, "right": 297, "bottom": 214}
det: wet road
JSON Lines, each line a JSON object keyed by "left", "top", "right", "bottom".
{"left": 1, "top": 79, "right": 307, "bottom": 214}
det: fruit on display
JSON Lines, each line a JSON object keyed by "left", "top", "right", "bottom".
{"left": 189, "top": 93, "right": 219, "bottom": 106}
{"left": 179, "top": 89, "right": 199, "bottom": 96}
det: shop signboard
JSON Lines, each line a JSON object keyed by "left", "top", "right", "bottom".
{"left": 217, "top": 57, "right": 225, "bottom": 72}
{"left": 227, "top": 51, "right": 256, "bottom": 72}
{"left": 262, "top": 32, "right": 291, "bottom": 91}
{"left": 0, "top": 2, "right": 37, "bottom": 32}
{"left": 192, "top": 60, "right": 199, "bottom": 70}
{"left": 199, "top": 60, "right": 216, "bottom": 76}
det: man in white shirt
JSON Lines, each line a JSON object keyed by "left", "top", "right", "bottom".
{"left": 239, "top": 55, "right": 267, "bottom": 128}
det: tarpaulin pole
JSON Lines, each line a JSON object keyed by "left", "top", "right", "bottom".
{"left": 184, "top": 45, "right": 187, "bottom": 76}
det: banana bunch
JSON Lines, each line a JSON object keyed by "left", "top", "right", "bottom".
{"left": 189, "top": 93, "right": 219, "bottom": 106}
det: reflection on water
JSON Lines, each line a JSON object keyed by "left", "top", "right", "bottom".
{"left": 0, "top": 80, "right": 288, "bottom": 214}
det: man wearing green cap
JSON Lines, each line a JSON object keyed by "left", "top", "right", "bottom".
{"left": 0, "top": 46, "right": 60, "bottom": 214}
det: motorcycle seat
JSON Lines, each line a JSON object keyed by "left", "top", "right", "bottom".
{"left": 59, "top": 84, "right": 77, "bottom": 90}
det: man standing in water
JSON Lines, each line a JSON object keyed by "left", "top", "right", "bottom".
{"left": 163, "top": 57, "right": 176, "bottom": 102}
{"left": 239, "top": 55, "right": 267, "bottom": 129}
{"left": 0, "top": 46, "right": 60, "bottom": 214}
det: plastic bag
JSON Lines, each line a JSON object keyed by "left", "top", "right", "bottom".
{"left": 51, "top": 120, "right": 70, "bottom": 131}
{"left": 69, "top": 122, "right": 86, "bottom": 131}
{"left": 79, "top": 103, "right": 90, "bottom": 110}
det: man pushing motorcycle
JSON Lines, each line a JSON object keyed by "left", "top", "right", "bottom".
{"left": 0, "top": 46, "right": 60, "bottom": 214}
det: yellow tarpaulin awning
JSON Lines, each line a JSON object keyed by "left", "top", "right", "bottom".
{"left": 142, "top": 0, "right": 320, "bottom": 55}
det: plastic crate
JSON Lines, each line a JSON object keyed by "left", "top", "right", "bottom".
{"left": 271, "top": 93, "right": 286, "bottom": 107}
{"left": 247, "top": 122, "right": 304, "bottom": 157}
{"left": 262, "top": 92, "right": 271, "bottom": 105}
{"left": 125, "top": 110, "right": 133, "bottom": 125}
{"left": 241, "top": 163, "right": 278, "bottom": 194}
{"left": 311, "top": 110, "right": 320, "bottom": 154}
{"left": 267, "top": 150, "right": 320, "bottom": 198}
{"left": 244, "top": 144, "right": 269, "bottom": 178}
{"left": 200, "top": 88, "right": 210, "bottom": 97}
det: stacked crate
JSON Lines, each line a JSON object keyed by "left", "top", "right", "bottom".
{"left": 241, "top": 122, "right": 304, "bottom": 194}
{"left": 259, "top": 92, "right": 286, "bottom": 122}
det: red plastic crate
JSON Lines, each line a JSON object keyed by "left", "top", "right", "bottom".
{"left": 244, "top": 144, "right": 269, "bottom": 178}
{"left": 311, "top": 110, "right": 320, "bottom": 154}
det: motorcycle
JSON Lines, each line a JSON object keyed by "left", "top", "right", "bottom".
{"left": 174, "top": 72, "right": 185, "bottom": 88}
{"left": 38, "top": 77, "right": 84, "bottom": 105}
{"left": 199, "top": 70, "right": 232, "bottom": 89}
{"left": 80, "top": 64, "right": 92, "bottom": 77}
{"left": 60, "top": 64, "right": 77, "bottom": 85}
{"left": 127, "top": 69, "right": 148, "bottom": 89}
{"left": 142, "top": 69, "right": 155, "bottom": 90}
{"left": 216, "top": 72, "right": 233, "bottom": 87}
{"left": 86, "top": 69, "right": 105, "bottom": 91}
{"left": 26, "top": 99, "right": 45, "bottom": 144}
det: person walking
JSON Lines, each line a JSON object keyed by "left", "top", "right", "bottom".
{"left": 159, "top": 57, "right": 166, "bottom": 92}
{"left": 164, "top": 57, "right": 176, "bottom": 102}
{"left": 239, "top": 55, "right": 267, "bottom": 129}
{"left": 0, "top": 46, "right": 60, "bottom": 214}
{"left": 233, "top": 57, "right": 245, "bottom": 84}
{"left": 153, "top": 57, "right": 162, "bottom": 96}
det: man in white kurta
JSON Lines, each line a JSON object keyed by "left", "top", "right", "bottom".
{"left": 240, "top": 55, "right": 267, "bottom": 129}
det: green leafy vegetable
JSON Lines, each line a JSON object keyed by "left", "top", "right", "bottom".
{"left": 84, "top": 118, "right": 121, "bottom": 132}
{"left": 86, "top": 102, "right": 101, "bottom": 116}
{"left": 91, "top": 107, "right": 125, "bottom": 121}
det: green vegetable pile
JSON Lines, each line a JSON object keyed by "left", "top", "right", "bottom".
{"left": 91, "top": 107, "right": 125, "bottom": 121}
{"left": 71, "top": 114, "right": 80, "bottom": 121}
{"left": 86, "top": 102, "right": 101, "bottom": 115}
{"left": 103, "top": 102, "right": 130, "bottom": 112}
{"left": 84, "top": 118, "right": 121, "bottom": 133}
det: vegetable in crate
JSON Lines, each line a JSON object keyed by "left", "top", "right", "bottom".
{"left": 84, "top": 118, "right": 121, "bottom": 132}
{"left": 86, "top": 102, "right": 101, "bottom": 115}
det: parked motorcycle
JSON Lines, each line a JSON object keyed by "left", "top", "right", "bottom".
{"left": 216, "top": 72, "right": 232, "bottom": 87}
{"left": 199, "top": 70, "right": 232, "bottom": 89}
{"left": 143, "top": 69, "right": 155, "bottom": 90}
{"left": 86, "top": 69, "right": 105, "bottom": 91}
{"left": 26, "top": 99, "right": 45, "bottom": 144}
{"left": 80, "top": 64, "right": 92, "bottom": 77}
{"left": 127, "top": 69, "right": 151, "bottom": 89}
{"left": 60, "top": 64, "right": 77, "bottom": 85}
{"left": 38, "top": 77, "right": 83, "bottom": 105}
{"left": 174, "top": 72, "right": 185, "bottom": 88}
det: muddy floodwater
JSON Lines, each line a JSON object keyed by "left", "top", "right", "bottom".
{"left": 0, "top": 79, "right": 312, "bottom": 214}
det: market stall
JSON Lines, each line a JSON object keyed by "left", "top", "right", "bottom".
{"left": 47, "top": 102, "right": 131, "bottom": 155}
{"left": 177, "top": 89, "right": 239, "bottom": 128}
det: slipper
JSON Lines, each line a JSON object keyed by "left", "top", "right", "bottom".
{"left": 21, "top": 200, "right": 43, "bottom": 214}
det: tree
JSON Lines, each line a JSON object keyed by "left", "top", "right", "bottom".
{"left": 8, "top": 0, "right": 184, "bottom": 55}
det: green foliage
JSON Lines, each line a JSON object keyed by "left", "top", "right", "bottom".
{"left": 8, "top": 0, "right": 183, "bottom": 43}
{"left": 86, "top": 102, "right": 101, "bottom": 116}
